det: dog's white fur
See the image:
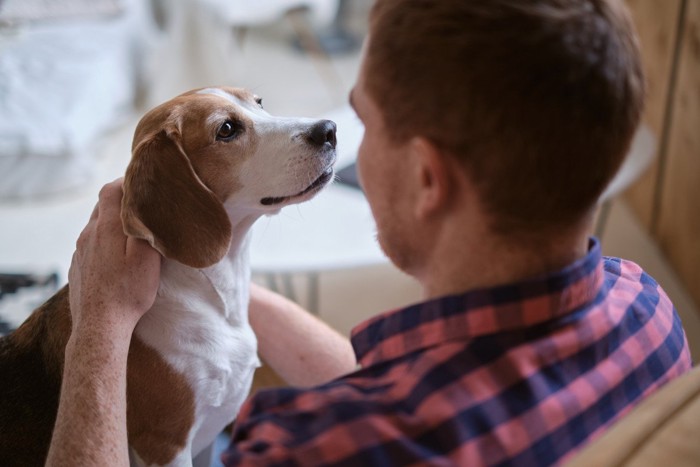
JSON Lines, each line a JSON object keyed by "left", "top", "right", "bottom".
{"left": 126, "top": 87, "right": 336, "bottom": 465}
{"left": 133, "top": 240, "right": 258, "bottom": 463}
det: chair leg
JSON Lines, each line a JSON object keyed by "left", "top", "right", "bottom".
{"left": 285, "top": 7, "right": 346, "bottom": 104}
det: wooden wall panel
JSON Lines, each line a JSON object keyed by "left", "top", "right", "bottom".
{"left": 657, "top": 0, "right": 700, "bottom": 309}
{"left": 623, "top": 0, "right": 682, "bottom": 228}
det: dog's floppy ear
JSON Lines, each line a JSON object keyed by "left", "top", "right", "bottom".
{"left": 122, "top": 130, "right": 232, "bottom": 269}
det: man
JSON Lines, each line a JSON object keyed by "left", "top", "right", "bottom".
{"left": 48, "top": 0, "right": 692, "bottom": 465}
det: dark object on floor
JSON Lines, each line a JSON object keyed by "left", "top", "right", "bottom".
{"left": 0, "top": 272, "right": 59, "bottom": 300}
{"left": 0, "top": 272, "right": 59, "bottom": 337}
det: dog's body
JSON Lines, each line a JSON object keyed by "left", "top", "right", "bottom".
{"left": 127, "top": 235, "right": 259, "bottom": 466}
{"left": 0, "top": 87, "right": 337, "bottom": 466}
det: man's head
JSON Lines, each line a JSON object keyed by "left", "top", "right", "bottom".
{"left": 358, "top": 0, "right": 644, "bottom": 241}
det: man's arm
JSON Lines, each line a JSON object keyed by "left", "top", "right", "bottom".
{"left": 46, "top": 180, "right": 161, "bottom": 467}
{"left": 48, "top": 321, "right": 134, "bottom": 467}
{"left": 248, "top": 283, "right": 357, "bottom": 387}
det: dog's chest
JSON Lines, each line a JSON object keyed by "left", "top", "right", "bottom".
{"left": 134, "top": 252, "right": 259, "bottom": 411}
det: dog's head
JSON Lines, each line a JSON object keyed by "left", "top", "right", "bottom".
{"left": 122, "top": 86, "right": 337, "bottom": 269}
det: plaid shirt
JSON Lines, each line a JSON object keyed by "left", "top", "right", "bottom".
{"left": 222, "top": 239, "right": 691, "bottom": 466}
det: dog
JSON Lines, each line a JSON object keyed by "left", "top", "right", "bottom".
{"left": 0, "top": 86, "right": 337, "bottom": 466}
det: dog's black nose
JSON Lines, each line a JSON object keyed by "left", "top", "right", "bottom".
{"left": 308, "top": 120, "right": 337, "bottom": 149}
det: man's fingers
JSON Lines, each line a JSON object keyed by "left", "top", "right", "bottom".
{"left": 98, "top": 180, "right": 124, "bottom": 214}
{"left": 125, "top": 236, "right": 160, "bottom": 263}
{"left": 86, "top": 179, "right": 123, "bottom": 226}
{"left": 99, "top": 178, "right": 124, "bottom": 199}
{"left": 75, "top": 220, "right": 94, "bottom": 250}
{"left": 89, "top": 203, "right": 99, "bottom": 222}
{"left": 93, "top": 180, "right": 128, "bottom": 248}
{"left": 98, "top": 180, "right": 124, "bottom": 217}
{"left": 68, "top": 251, "right": 77, "bottom": 276}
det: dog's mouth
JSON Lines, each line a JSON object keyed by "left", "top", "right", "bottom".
{"left": 261, "top": 168, "right": 334, "bottom": 206}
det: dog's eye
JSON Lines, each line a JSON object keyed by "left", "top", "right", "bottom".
{"left": 217, "top": 121, "right": 241, "bottom": 140}
{"left": 254, "top": 97, "right": 263, "bottom": 109}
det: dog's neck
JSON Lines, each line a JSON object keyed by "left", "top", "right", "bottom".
{"left": 196, "top": 210, "right": 262, "bottom": 319}
{"left": 199, "top": 234, "right": 251, "bottom": 323}
{"left": 224, "top": 210, "right": 261, "bottom": 262}
{"left": 139, "top": 211, "right": 262, "bottom": 333}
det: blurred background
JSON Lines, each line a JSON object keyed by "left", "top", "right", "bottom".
{"left": 0, "top": 0, "right": 698, "bottom": 362}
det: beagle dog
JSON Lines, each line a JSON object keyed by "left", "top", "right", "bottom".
{"left": 0, "top": 87, "right": 337, "bottom": 466}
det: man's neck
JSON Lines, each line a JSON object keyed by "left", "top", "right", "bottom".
{"left": 418, "top": 218, "right": 594, "bottom": 300}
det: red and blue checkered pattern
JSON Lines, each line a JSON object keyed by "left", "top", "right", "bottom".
{"left": 223, "top": 239, "right": 691, "bottom": 466}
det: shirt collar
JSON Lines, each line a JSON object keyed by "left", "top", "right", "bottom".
{"left": 351, "top": 238, "right": 604, "bottom": 367}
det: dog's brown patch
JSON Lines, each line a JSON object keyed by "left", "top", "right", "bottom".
{"left": 127, "top": 335, "right": 196, "bottom": 465}
{"left": 0, "top": 286, "right": 71, "bottom": 466}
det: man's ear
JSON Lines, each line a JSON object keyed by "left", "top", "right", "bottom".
{"left": 411, "top": 137, "right": 453, "bottom": 220}
{"left": 121, "top": 130, "right": 232, "bottom": 269}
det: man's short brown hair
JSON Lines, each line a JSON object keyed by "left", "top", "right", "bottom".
{"left": 366, "top": 0, "right": 645, "bottom": 233}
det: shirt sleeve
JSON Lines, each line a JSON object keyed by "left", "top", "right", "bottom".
{"left": 221, "top": 384, "right": 362, "bottom": 466}
{"left": 220, "top": 390, "right": 298, "bottom": 466}
{"left": 220, "top": 381, "right": 411, "bottom": 466}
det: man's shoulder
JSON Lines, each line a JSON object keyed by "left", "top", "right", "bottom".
{"left": 599, "top": 255, "right": 687, "bottom": 361}
{"left": 602, "top": 255, "right": 669, "bottom": 301}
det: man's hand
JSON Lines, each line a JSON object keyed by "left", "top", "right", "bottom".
{"left": 47, "top": 180, "right": 162, "bottom": 467}
{"left": 68, "top": 179, "right": 161, "bottom": 335}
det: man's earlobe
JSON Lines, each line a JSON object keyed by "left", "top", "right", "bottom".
{"left": 412, "top": 137, "right": 451, "bottom": 220}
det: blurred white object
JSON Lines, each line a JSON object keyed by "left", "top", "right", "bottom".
{"left": 0, "top": 0, "right": 154, "bottom": 200}
{"left": 0, "top": 0, "right": 123, "bottom": 24}
{"left": 196, "top": 0, "right": 338, "bottom": 26}
{"left": 147, "top": 0, "right": 340, "bottom": 106}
